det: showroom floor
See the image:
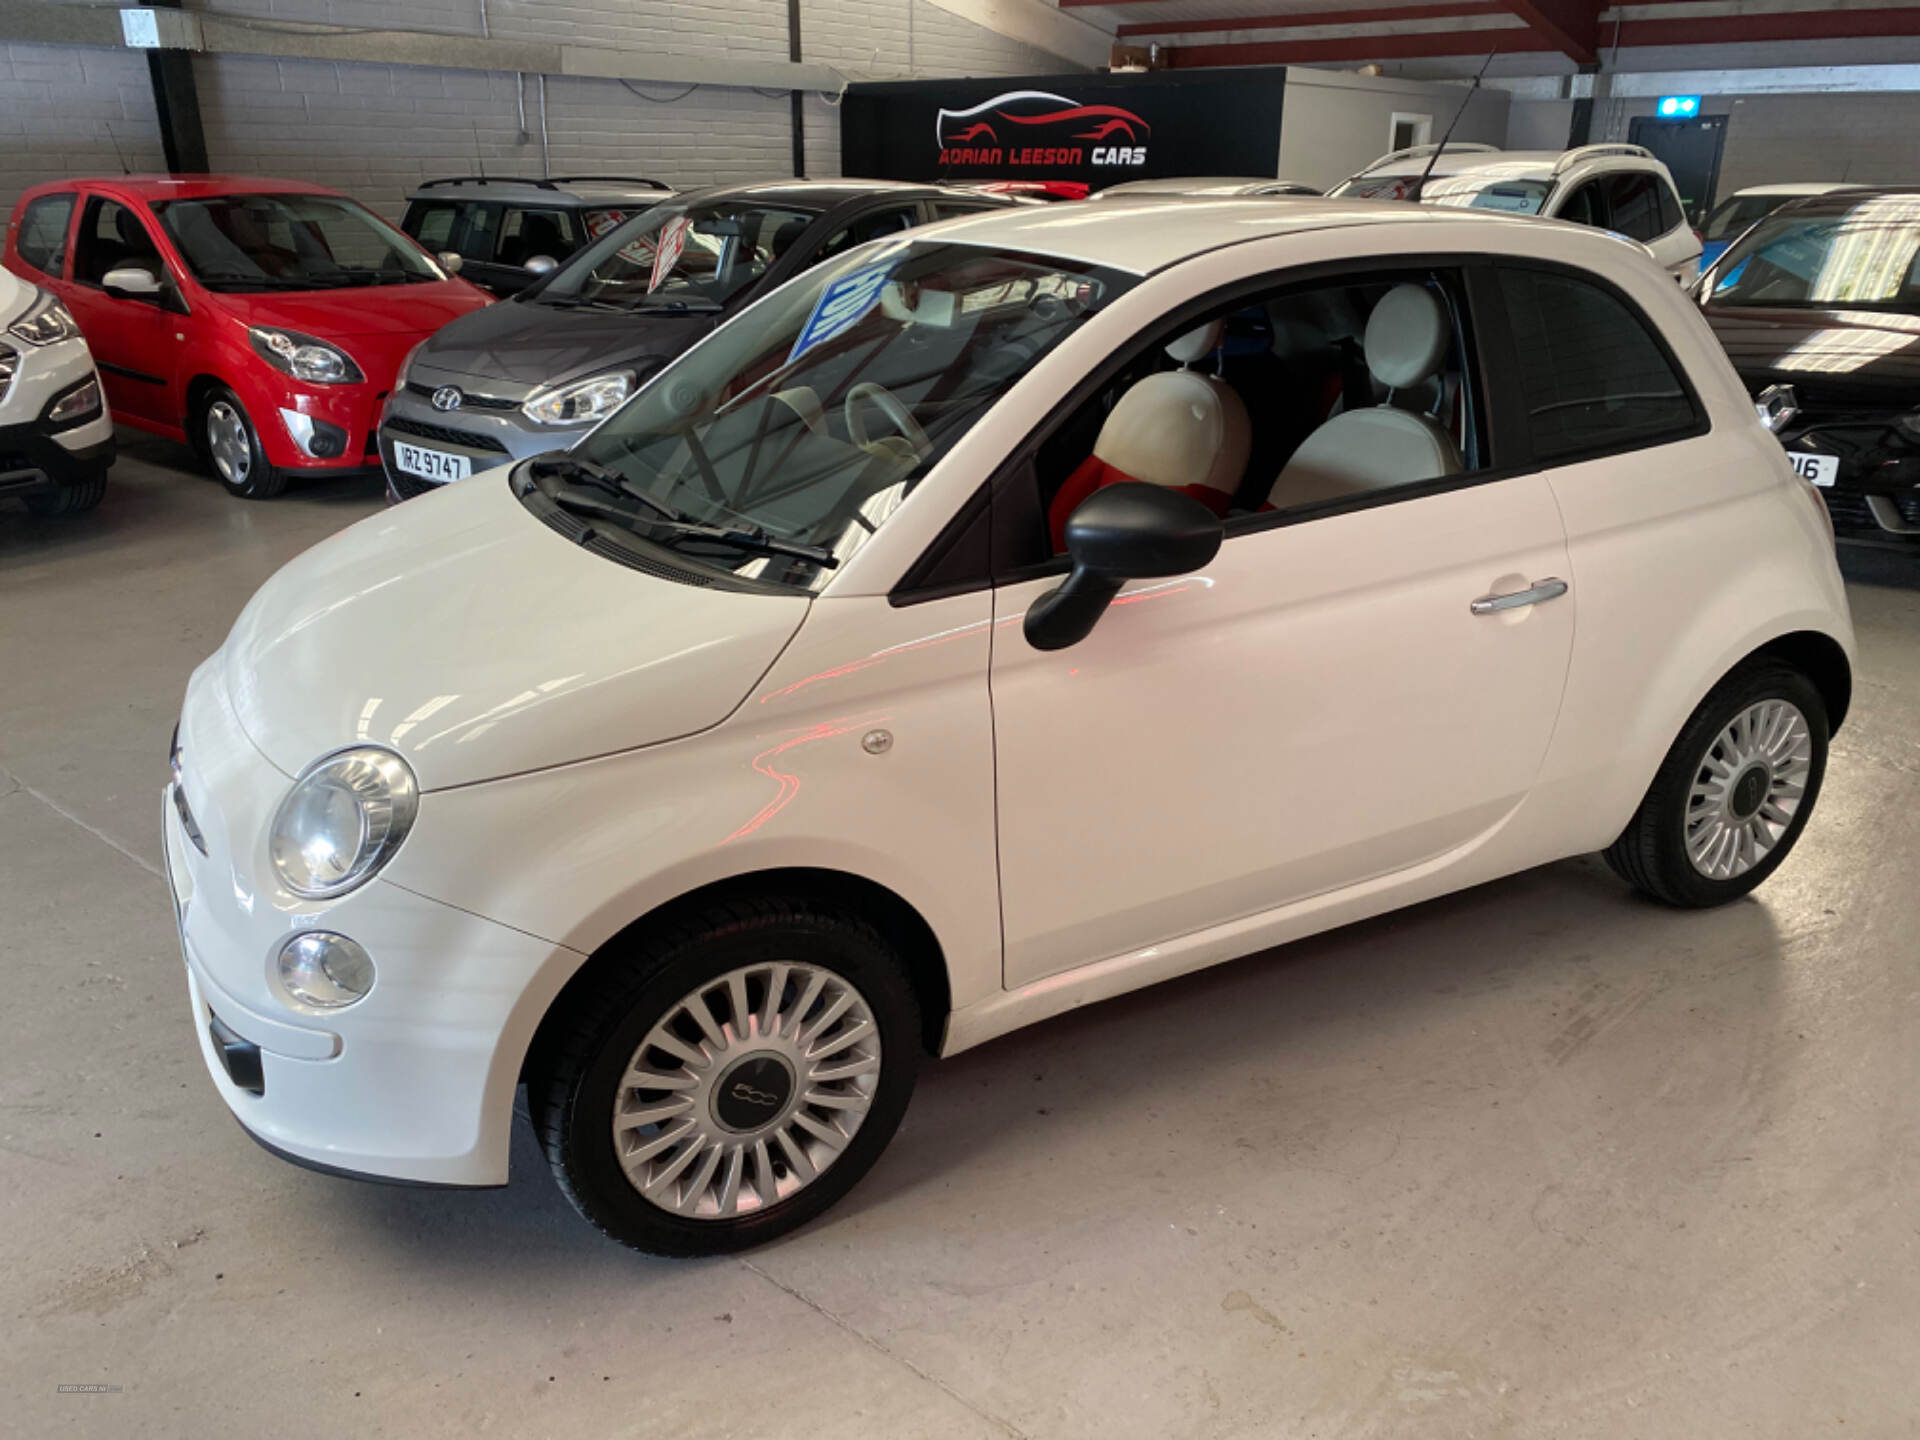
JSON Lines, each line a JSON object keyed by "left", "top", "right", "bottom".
{"left": 4, "top": 439, "right": 1918, "bottom": 1439}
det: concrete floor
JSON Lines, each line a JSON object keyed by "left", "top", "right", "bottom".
{"left": 3, "top": 440, "right": 1918, "bottom": 1439}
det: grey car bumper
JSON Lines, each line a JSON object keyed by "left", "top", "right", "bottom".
{"left": 378, "top": 370, "right": 592, "bottom": 500}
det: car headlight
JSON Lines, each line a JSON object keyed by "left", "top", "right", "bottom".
{"left": 8, "top": 287, "right": 80, "bottom": 346}
{"left": 522, "top": 370, "right": 635, "bottom": 426}
{"left": 268, "top": 747, "right": 417, "bottom": 899}
{"left": 277, "top": 932, "right": 376, "bottom": 1009}
{"left": 249, "top": 326, "right": 365, "bottom": 385}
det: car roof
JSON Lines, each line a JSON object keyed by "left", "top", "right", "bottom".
{"left": 406, "top": 176, "right": 674, "bottom": 204}
{"left": 1364, "top": 148, "right": 1661, "bottom": 181}
{"left": 1731, "top": 182, "right": 1862, "bottom": 198}
{"left": 1101, "top": 177, "right": 1283, "bottom": 194}
{"left": 915, "top": 195, "right": 1544, "bottom": 274}
{"left": 1760, "top": 185, "right": 1920, "bottom": 216}
{"left": 29, "top": 174, "right": 351, "bottom": 202}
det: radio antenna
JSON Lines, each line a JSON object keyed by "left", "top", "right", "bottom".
{"left": 1412, "top": 49, "right": 1497, "bottom": 202}
{"left": 472, "top": 122, "right": 487, "bottom": 179}
{"left": 102, "top": 118, "right": 131, "bottom": 175}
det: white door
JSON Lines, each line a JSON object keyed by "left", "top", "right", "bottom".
{"left": 990, "top": 476, "right": 1577, "bottom": 988}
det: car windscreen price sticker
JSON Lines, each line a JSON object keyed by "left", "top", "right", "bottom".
{"left": 648, "top": 215, "right": 692, "bottom": 292}
{"left": 788, "top": 257, "right": 900, "bottom": 363}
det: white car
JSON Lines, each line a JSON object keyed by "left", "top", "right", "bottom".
{"left": 166, "top": 199, "right": 1851, "bottom": 1254}
{"left": 1331, "top": 142, "right": 1705, "bottom": 284}
{"left": 0, "top": 266, "right": 112, "bottom": 514}
{"left": 1095, "top": 176, "right": 1321, "bottom": 198}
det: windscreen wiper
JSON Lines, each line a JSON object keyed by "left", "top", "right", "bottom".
{"left": 532, "top": 455, "right": 683, "bottom": 523}
{"left": 542, "top": 477, "right": 837, "bottom": 569}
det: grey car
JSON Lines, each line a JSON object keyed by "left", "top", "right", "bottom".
{"left": 379, "top": 180, "right": 1012, "bottom": 501}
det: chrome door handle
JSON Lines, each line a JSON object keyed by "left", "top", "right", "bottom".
{"left": 1470, "top": 577, "right": 1568, "bottom": 615}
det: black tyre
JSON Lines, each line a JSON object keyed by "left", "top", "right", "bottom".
{"left": 23, "top": 468, "right": 107, "bottom": 515}
{"left": 531, "top": 898, "right": 920, "bottom": 1256}
{"left": 1604, "top": 660, "right": 1828, "bottom": 908}
{"left": 198, "top": 385, "right": 286, "bottom": 499}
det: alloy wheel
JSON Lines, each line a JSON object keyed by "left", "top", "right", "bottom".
{"left": 1685, "top": 698, "right": 1813, "bottom": 880}
{"left": 611, "top": 961, "right": 882, "bottom": 1219}
{"left": 206, "top": 400, "right": 252, "bottom": 486}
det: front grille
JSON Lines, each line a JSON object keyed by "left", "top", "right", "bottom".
{"left": 1895, "top": 493, "right": 1920, "bottom": 527}
{"left": 406, "top": 381, "right": 521, "bottom": 411}
{"left": 387, "top": 470, "right": 441, "bottom": 501}
{"left": 1821, "top": 490, "right": 1877, "bottom": 533}
{"left": 383, "top": 416, "right": 509, "bottom": 453}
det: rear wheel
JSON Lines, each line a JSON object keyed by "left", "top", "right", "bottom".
{"left": 1604, "top": 660, "right": 1828, "bottom": 907}
{"left": 531, "top": 897, "right": 920, "bottom": 1256}
{"left": 22, "top": 468, "right": 107, "bottom": 515}
{"left": 199, "top": 386, "right": 286, "bottom": 499}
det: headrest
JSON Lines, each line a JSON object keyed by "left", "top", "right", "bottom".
{"left": 1093, "top": 370, "right": 1250, "bottom": 497}
{"left": 770, "top": 218, "right": 811, "bottom": 258}
{"left": 1363, "top": 284, "right": 1451, "bottom": 391}
{"left": 1164, "top": 319, "right": 1224, "bottom": 367}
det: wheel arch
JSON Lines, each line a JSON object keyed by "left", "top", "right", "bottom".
{"left": 1751, "top": 628, "right": 1851, "bottom": 733}
{"left": 519, "top": 866, "right": 953, "bottom": 1090}
{"left": 183, "top": 372, "right": 228, "bottom": 445}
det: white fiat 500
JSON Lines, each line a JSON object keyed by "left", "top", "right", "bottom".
{"left": 166, "top": 201, "right": 1852, "bottom": 1254}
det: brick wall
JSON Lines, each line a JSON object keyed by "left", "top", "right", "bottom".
{"left": 0, "top": 1, "right": 1074, "bottom": 218}
{"left": 0, "top": 44, "right": 166, "bottom": 213}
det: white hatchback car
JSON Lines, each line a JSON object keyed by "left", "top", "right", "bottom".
{"left": 0, "top": 266, "right": 113, "bottom": 514}
{"left": 167, "top": 199, "right": 1851, "bottom": 1254}
{"left": 1332, "top": 143, "right": 1704, "bottom": 284}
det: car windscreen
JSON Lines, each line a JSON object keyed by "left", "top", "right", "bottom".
{"left": 157, "top": 194, "right": 444, "bottom": 291}
{"left": 528, "top": 199, "right": 820, "bottom": 313}
{"left": 1704, "top": 193, "right": 1790, "bottom": 241}
{"left": 1708, "top": 194, "right": 1920, "bottom": 310}
{"left": 1331, "top": 172, "right": 1552, "bottom": 214}
{"left": 543, "top": 241, "right": 1137, "bottom": 591}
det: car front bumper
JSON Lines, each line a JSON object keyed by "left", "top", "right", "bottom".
{"left": 0, "top": 345, "right": 114, "bottom": 498}
{"left": 377, "top": 372, "right": 591, "bottom": 501}
{"left": 1780, "top": 418, "right": 1920, "bottom": 548}
{"left": 165, "top": 658, "right": 579, "bottom": 1186}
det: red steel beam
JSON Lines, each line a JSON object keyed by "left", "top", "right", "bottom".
{"left": 1163, "top": 26, "right": 1554, "bottom": 64}
{"left": 1500, "top": 0, "right": 1600, "bottom": 63}
{"left": 1118, "top": 2, "right": 1508, "bottom": 39}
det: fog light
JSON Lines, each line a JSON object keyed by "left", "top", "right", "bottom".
{"left": 280, "top": 409, "right": 348, "bottom": 459}
{"left": 277, "top": 932, "right": 375, "bottom": 1009}
{"left": 47, "top": 375, "right": 102, "bottom": 427}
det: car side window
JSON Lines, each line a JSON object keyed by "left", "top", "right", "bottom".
{"left": 406, "top": 201, "right": 462, "bottom": 253}
{"left": 74, "top": 197, "right": 165, "bottom": 288}
{"left": 17, "top": 193, "right": 75, "bottom": 277}
{"left": 1656, "top": 178, "right": 1687, "bottom": 234}
{"left": 930, "top": 201, "right": 1000, "bottom": 220}
{"left": 1605, "top": 173, "right": 1663, "bottom": 242}
{"left": 1555, "top": 181, "right": 1604, "bottom": 229}
{"left": 997, "top": 268, "right": 1490, "bottom": 571}
{"left": 496, "top": 207, "right": 575, "bottom": 267}
{"left": 812, "top": 205, "right": 922, "bottom": 265}
{"left": 1495, "top": 265, "right": 1698, "bottom": 461}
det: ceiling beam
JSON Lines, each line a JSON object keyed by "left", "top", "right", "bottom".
{"left": 1499, "top": 0, "right": 1601, "bottom": 63}
{"left": 1613, "top": 4, "right": 1920, "bottom": 47}
{"left": 1118, "top": 3, "right": 1509, "bottom": 40}
{"left": 1164, "top": 25, "right": 1554, "bottom": 64}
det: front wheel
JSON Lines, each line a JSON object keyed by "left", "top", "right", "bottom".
{"left": 531, "top": 898, "right": 920, "bottom": 1256}
{"left": 199, "top": 386, "right": 286, "bottom": 499}
{"left": 1605, "top": 660, "right": 1828, "bottom": 907}
{"left": 22, "top": 468, "right": 107, "bottom": 515}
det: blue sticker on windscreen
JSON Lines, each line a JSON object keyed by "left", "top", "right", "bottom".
{"left": 788, "top": 257, "right": 899, "bottom": 363}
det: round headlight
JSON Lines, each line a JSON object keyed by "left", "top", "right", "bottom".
{"left": 278, "top": 932, "right": 376, "bottom": 1008}
{"left": 269, "top": 747, "right": 417, "bottom": 898}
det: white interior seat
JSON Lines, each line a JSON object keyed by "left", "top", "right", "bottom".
{"left": 1267, "top": 284, "right": 1463, "bottom": 511}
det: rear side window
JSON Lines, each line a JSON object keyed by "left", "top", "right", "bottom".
{"left": 1605, "top": 173, "right": 1663, "bottom": 242}
{"left": 1496, "top": 266, "right": 1697, "bottom": 461}
{"left": 16, "top": 193, "right": 75, "bottom": 276}
{"left": 405, "top": 200, "right": 462, "bottom": 252}
{"left": 1556, "top": 182, "right": 1603, "bottom": 228}
{"left": 1656, "top": 178, "right": 1686, "bottom": 234}
{"left": 495, "top": 207, "right": 575, "bottom": 267}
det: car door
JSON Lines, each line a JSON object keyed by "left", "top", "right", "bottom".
{"left": 988, "top": 262, "right": 1577, "bottom": 988}
{"left": 64, "top": 192, "right": 182, "bottom": 425}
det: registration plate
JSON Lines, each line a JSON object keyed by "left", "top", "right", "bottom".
{"left": 1788, "top": 451, "right": 1839, "bottom": 488}
{"left": 394, "top": 442, "right": 471, "bottom": 483}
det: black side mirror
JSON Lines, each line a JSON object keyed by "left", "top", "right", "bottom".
{"left": 1024, "top": 482, "right": 1223, "bottom": 651}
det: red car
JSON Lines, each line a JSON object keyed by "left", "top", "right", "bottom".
{"left": 3, "top": 175, "right": 491, "bottom": 498}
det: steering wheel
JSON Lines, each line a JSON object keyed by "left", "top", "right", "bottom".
{"left": 844, "top": 383, "right": 932, "bottom": 463}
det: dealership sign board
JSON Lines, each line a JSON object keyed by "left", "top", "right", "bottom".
{"left": 841, "top": 70, "right": 1286, "bottom": 191}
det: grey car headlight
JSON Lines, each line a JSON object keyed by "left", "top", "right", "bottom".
{"left": 9, "top": 286, "right": 80, "bottom": 346}
{"left": 522, "top": 370, "right": 635, "bottom": 427}
{"left": 269, "top": 747, "right": 418, "bottom": 899}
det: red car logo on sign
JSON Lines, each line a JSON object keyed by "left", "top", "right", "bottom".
{"left": 935, "top": 89, "right": 1150, "bottom": 172}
